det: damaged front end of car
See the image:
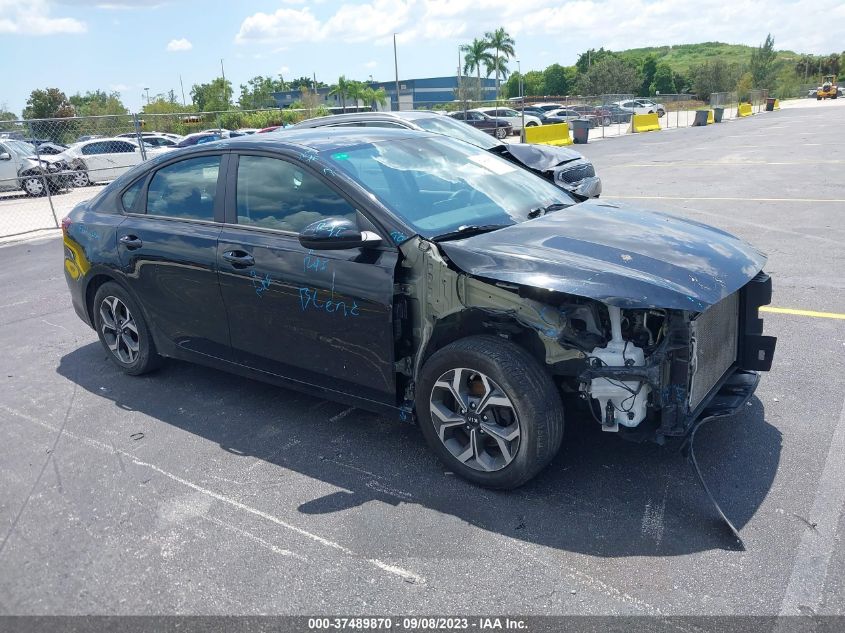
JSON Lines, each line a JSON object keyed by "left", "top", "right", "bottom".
{"left": 393, "top": 201, "right": 776, "bottom": 445}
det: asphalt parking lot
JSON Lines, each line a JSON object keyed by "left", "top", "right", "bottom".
{"left": 1, "top": 99, "right": 844, "bottom": 618}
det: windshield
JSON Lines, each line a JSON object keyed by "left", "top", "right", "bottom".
{"left": 414, "top": 115, "right": 501, "bottom": 151}
{"left": 3, "top": 140, "right": 35, "bottom": 158}
{"left": 324, "top": 136, "right": 575, "bottom": 239}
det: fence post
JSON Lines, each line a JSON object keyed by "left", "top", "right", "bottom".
{"left": 133, "top": 113, "right": 147, "bottom": 162}
{"left": 26, "top": 121, "right": 59, "bottom": 229}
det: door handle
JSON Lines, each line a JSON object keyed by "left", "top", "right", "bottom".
{"left": 119, "top": 235, "right": 143, "bottom": 250}
{"left": 222, "top": 250, "right": 255, "bottom": 267}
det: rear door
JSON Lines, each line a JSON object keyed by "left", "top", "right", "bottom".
{"left": 217, "top": 151, "right": 398, "bottom": 406}
{"left": 105, "top": 140, "right": 142, "bottom": 179}
{"left": 116, "top": 151, "right": 231, "bottom": 359}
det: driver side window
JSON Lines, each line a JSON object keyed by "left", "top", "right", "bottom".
{"left": 235, "top": 155, "right": 356, "bottom": 232}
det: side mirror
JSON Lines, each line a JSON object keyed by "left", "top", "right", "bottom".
{"left": 0, "top": 152, "right": 10, "bottom": 161}
{"left": 298, "top": 217, "right": 382, "bottom": 251}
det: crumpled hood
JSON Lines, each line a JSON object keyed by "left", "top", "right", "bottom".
{"left": 504, "top": 143, "right": 583, "bottom": 171}
{"left": 438, "top": 200, "right": 767, "bottom": 311}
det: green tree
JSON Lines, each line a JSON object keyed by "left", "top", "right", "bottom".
{"left": 737, "top": 72, "right": 754, "bottom": 101}
{"left": 289, "top": 76, "right": 326, "bottom": 91}
{"left": 484, "top": 56, "right": 510, "bottom": 85}
{"left": 576, "top": 57, "right": 640, "bottom": 95}
{"left": 191, "top": 77, "right": 233, "bottom": 112}
{"left": 650, "top": 63, "right": 676, "bottom": 95}
{"left": 238, "top": 75, "right": 287, "bottom": 109}
{"left": 329, "top": 75, "right": 351, "bottom": 112}
{"left": 543, "top": 64, "right": 576, "bottom": 96}
{"left": 361, "top": 86, "right": 388, "bottom": 110}
{"left": 461, "top": 38, "right": 493, "bottom": 100}
{"left": 575, "top": 47, "right": 614, "bottom": 74}
{"left": 639, "top": 55, "right": 658, "bottom": 96}
{"left": 23, "top": 88, "right": 75, "bottom": 120}
{"left": 346, "top": 80, "right": 368, "bottom": 110}
{"left": 484, "top": 27, "right": 515, "bottom": 97}
{"left": 69, "top": 90, "right": 128, "bottom": 116}
{"left": 142, "top": 98, "right": 196, "bottom": 115}
{"left": 692, "top": 59, "right": 741, "bottom": 100}
{"left": 522, "top": 70, "right": 545, "bottom": 96}
{"left": 750, "top": 33, "right": 777, "bottom": 88}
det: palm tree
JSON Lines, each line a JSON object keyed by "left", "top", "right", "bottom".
{"left": 485, "top": 57, "right": 510, "bottom": 86}
{"left": 461, "top": 38, "right": 493, "bottom": 101}
{"left": 346, "top": 81, "right": 366, "bottom": 111}
{"left": 484, "top": 27, "right": 516, "bottom": 98}
{"left": 329, "top": 75, "right": 350, "bottom": 112}
{"left": 361, "top": 86, "right": 388, "bottom": 111}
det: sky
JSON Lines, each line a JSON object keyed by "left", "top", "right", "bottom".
{"left": 1, "top": 0, "right": 843, "bottom": 115}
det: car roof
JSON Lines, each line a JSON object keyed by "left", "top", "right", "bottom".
{"left": 294, "top": 110, "right": 444, "bottom": 128}
{"left": 178, "top": 126, "right": 436, "bottom": 155}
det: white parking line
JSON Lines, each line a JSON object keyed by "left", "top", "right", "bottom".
{"left": 777, "top": 391, "right": 845, "bottom": 616}
{"left": 0, "top": 404, "right": 427, "bottom": 585}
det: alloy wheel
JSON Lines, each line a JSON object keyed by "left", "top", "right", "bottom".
{"left": 429, "top": 367, "right": 521, "bottom": 472}
{"left": 99, "top": 296, "right": 140, "bottom": 364}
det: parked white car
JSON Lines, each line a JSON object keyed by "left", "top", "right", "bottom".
{"left": 57, "top": 138, "right": 172, "bottom": 187}
{"left": 470, "top": 107, "right": 542, "bottom": 132}
{"left": 614, "top": 99, "right": 666, "bottom": 117}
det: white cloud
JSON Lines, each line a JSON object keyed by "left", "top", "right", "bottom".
{"left": 364, "top": 60, "right": 378, "bottom": 69}
{"left": 235, "top": 7, "right": 322, "bottom": 43}
{"left": 235, "top": 0, "right": 842, "bottom": 55}
{"left": 0, "top": 0, "right": 86, "bottom": 35}
{"left": 166, "top": 37, "right": 192, "bottom": 51}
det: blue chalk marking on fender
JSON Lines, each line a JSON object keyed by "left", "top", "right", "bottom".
{"left": 249, "top": 270, "right": 272, "bottom": 297}
{"left": 390, "top": 231, "right": 409, "bottom": 244}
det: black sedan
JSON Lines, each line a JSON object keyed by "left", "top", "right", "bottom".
{"left": 446, "top": 110, "right": 512, "bottom": 139}
{"left": 63, "top": 128, "right": 776, "bottom": 490}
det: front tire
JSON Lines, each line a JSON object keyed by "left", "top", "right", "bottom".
{"left": 71, "top": 170, "right": 90, "bottom": 188}
{"left": 21, "top": 175, "right": 46, "bottom": 197}
{"left": 93, "top": 282, "right": 162, "bottom": 376}
{"left": 416, "top": 335, "right": 564, "bottom": 489}
{"left": 495, "top": 127, "right": 508, "bottom": 139}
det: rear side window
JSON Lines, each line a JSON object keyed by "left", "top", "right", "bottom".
{"left": 121, "top": 178, "right": 145, "bottom": 212}
{"left": 146, "top": 155, "right": 220, "bottom": 221}
{"left": 82, "top": 142, "right": 106, "bottom": 155}
{"left": 236, "top": 155, "right": 356, "bottom": 232}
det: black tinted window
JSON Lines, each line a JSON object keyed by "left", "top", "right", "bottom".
{"left": 82, "top": 142, "right": 106, "bottom": 155}
{"left": 146, "top": 155, "right": 220, "bottom": 220}
{"left": 236, "top": 155, "right": 356, "bottom": 232}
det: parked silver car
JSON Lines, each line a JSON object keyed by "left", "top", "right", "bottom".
{"left": 0, "top": 139, "right": 69, "bottom": 196}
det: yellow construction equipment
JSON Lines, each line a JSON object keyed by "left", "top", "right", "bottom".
{"left": 817, "top": 75, "right": 839, "bottom": 100}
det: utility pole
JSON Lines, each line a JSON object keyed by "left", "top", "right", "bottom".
{"left": 179, "top": 75, "right": 186, "bottom": 106}
{"left": 518, "top": 60, "right": 524, "bottom": 142}
{"left": 220, "top": 59, "right": 227, "bottom": 108}
{"left": 144, "top": 87, "right": 150, "bottom": 105}
{"left": 393, "top": 33, "right": 400, "bottom": 111}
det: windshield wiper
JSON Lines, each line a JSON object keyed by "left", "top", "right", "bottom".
{"left": 527, "top": 202, "right": 569, "bottom": 219}
{"left": 432, "top": 224, "right": 511, "bottom": 242}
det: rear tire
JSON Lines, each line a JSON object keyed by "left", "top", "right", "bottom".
{"left": 416, "top": 335, "right": 564, "bottom": 489}
{"left": 93, "top": 282, "right": 162, "bottom": 376}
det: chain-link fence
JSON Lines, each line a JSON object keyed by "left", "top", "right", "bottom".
{"left": 0, "top": 90, "right": 783, "bottom": 239}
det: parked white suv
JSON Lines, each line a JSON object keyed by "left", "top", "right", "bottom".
{"left": 470, "top": 107, "right": 542, "bottom": 132}
{"left": 614, "top": 99, "right": 666, "bottom": 117}
{"left": 57, "top": 138, "right": 173, "bottom": 187}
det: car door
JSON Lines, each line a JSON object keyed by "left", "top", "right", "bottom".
{"left": 0, "top": 142, "right": 17, "bottom": 190}
{"left": 106, "top": 140, "right": 142, "bottom": 179}
{"left": 80, "top": 141, "right": 112, "bottom": 182}
{"left": 116, "top": 151, "right": 231, "bottom": 360}
{"left": 216, "top": 151, "right": 399, "bottom": 406}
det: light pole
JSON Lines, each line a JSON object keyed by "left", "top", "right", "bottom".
{"left": 144, "top": 87, "right": 150, "bottom": 105}
{"left": 517, "top": 60, "right": 525, "bottom": 142}
{"left": 393, "top": 33, "right": 400, "bottom": 111}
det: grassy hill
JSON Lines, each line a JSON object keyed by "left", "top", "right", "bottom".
{"left": 616, "top": 42, "right": 802, "bottom": 74}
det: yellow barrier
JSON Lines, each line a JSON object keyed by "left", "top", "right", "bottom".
{"left": 707, "top": 109, "right": 714, "bottom": 124}
{"left": 738, "top": 103, "right": 753, "bottom": 117}
{"left": 773, "top": 99, "right": 780, "bottom": 110}
{"left": 524, "top": 122, "right": 572, "bottom": 146}
{"left": 630, "top": 112, "right": 661, "bottom": 133}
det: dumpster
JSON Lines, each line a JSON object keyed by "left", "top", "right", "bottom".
{"left": 766, "top": 97, "right": 777, "bottom": 112}
{"left": 693, "top": 109, "right": 709, "bottom": 126}
{"left": 571, "top": 118, "right": 590, "bottom": 144}
{"left": 713, "top": 107, "right": 725, "bottom": 123}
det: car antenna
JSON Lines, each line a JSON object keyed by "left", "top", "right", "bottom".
{"left": 681, "top": 416, "right": 745, "bottom": 550}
